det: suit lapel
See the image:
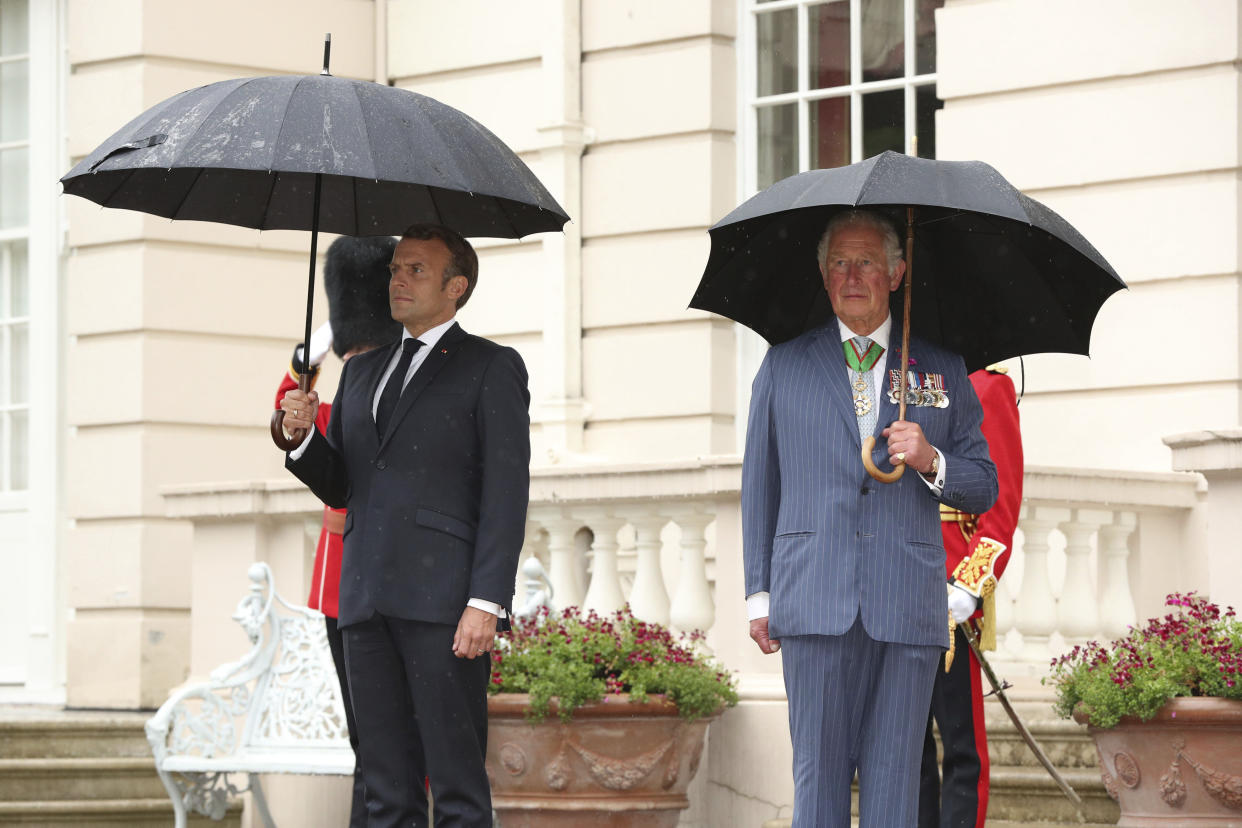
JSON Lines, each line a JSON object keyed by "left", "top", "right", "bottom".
{"left": 377, "top": 323, "right": 466, "bottom": 454}
{"left": 805, "top": 323, "right": 859, "bottom": 441}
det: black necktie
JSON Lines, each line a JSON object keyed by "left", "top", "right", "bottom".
{"left": 375, "top": 338, "right": 423, "bottom": 436}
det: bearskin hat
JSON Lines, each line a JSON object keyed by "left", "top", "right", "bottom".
{"left": 324, "top": 235, "right": 402, "bottom": 358}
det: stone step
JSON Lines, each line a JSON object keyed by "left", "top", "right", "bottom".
{"left": 985, "top": 720, "right": 1100, "bottom": 770}
{"left": 987, "top": 765, "right": 1119, "bottom": 825}
{"left": 0, "top": 709, "right": 151, "bottom": 759}
{"left": 0, "top": 758, "right": 166, "bottom": 801}
{"left": 0, "top": 798, "right": 241, "bottom": 827}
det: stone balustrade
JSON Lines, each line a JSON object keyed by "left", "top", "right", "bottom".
{"left": 163, "top": 459, "right": 1205, "bottom": 682}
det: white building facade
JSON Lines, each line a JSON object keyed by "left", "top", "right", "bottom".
{"left": 3, "top": 0, "right": 1239, "bottom": 823}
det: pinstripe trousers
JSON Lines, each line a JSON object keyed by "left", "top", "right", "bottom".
{"left": 783, "top": 616, "right": 941, "bottom": 828}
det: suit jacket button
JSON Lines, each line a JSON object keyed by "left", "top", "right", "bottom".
{"left": 376, "top": 460, "right": 387, "bottom": 471}
{"left": 860, "top": 486, "right": 870, "bottom": 495}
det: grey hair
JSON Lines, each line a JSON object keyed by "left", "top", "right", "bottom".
{"left": 816, "top": 210, "right": 904, "bottom": 276}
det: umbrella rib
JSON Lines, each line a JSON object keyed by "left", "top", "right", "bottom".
{"left": 352, "top": 174, "right": 361, "bottom": 237}
{"left": 168, "top": 165, "right": 208, "bottom": 223}
{"left": 426, "top": 185, "right": 446, "bottom": 227}
{"left": 263, "top": 77, "right": 310, "bottom": 231}
{"left": 258, "top": 168, "right": 283, "bottom": 232}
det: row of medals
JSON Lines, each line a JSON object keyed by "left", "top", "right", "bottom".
{"left": 853, "top": 372, "right": 950, "bottom": 414}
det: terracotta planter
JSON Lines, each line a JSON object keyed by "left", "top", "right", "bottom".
{"left": 485, "top": 693, "right": 716, "bottom": 828}
{"left": 1075, "top": 697, "right": 1242, "bottom": 827}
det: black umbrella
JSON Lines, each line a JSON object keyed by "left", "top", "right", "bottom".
{"left": 60, "top": 36, "right": 569, "bottom": 448}
{"left": 691, "top": 151, "right": 1124, "bottom": 372}
{"left": 691, "top": 151, "right": 1124, "bottom": 481}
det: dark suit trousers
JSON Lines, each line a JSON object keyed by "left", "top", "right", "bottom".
{"left": 343, "top": 613, "right": 492, "bottom": 828}
{"left": 325, "top": 615, "right": 368, "bottom": 828}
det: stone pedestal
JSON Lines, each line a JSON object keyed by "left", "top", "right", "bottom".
{"left": 1164, "top": 430, "right": 1242, "bottom": 612}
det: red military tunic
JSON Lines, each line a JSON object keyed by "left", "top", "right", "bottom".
{"left": 941, "top": 368, "right": 1023, "bottom": 624}
{"left": 275, "top": 370, "right": 345, "bottom": 618}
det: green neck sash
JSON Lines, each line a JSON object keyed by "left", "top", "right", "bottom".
{"left": 843, "top": 338, "right": 885, "bottom": 373}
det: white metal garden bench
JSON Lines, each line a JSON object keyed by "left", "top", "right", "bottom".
{"left": 144, "top": 562, "right": 353, "bottom": 828}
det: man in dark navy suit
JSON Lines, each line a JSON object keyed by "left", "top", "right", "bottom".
{"left": 279, "top": 224, "right": 529, "bottom": 828}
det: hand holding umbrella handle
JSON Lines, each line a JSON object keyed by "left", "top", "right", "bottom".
{"left": 862, "top": 436, "right": 905, "bottom": 482}
{"left": 271, "top": 373, "right": 311, "bottom": 451}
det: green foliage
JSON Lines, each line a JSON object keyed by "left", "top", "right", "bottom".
{"left": 1044, "top": 593, "right": 1242, "bottom": 728}
{"left": 490, "top": 605, "right": 739, "bottom": 723}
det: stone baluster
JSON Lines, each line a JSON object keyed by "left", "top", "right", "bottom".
{"left": 536, "top": 511, "right": 585, "bottom": 611}
{"left": 668, "top": 510, "right": 715, "bottom": 637}
{"left": 1014, "top": 509, "right": 1058, "bottom": 661}
{"left": 1097, "top": 511, "right": 1138, "bottom": 640}
{"left": 993, "top": 569, "right": 1017, "bottom": 649}
{"left": 625, "top": 512, "right": 671, "bottom": 626}
{"left": 580, "top": 512, "right": 627, "bottom": 615}
{"left": 512, "top": 521, "right": 547, "bottom": 611}
{"left": 1058, "top": 511, "right": 1102, "bottom": 645}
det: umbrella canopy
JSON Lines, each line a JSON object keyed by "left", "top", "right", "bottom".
{"left": 61, "top": 73, "right": 568, "bottom": 238}
{"left": 61, "top": 45, "right": 569, "bottom": 451}
{"left": 690, "top": 151, "right": 1125, "bottom": 372}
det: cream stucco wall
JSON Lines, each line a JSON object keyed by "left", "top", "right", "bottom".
{"left": 63, "top": 0, "right": 380, "bottom": 708}
{"left": 937, "top": 0, "right": 1242, "bottom": 473}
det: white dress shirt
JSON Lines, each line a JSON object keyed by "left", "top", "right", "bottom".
{"left": 745, "top": 315, "right": 947, "bottom": 621}
{"left": 291, "top": 317, "right": 506, "bottom": 619}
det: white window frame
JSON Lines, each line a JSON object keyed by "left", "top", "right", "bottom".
{"left": 734, "top": 0, "right": 941, "bottom": 449}
{"left": 0, "top": 6, "right": 31, "bottom": 500}
{"left": 0, "top": 0, "right": 66, "bottom": 700}
{"left": 740, "top": 0, "right": 940, "bottom": 194}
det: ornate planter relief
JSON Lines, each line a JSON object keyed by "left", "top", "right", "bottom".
{"left": 1078, "top": 697, "right": 1242, "bottom": 827}
{"left": 486, "top": 694, "right": 716, "bottom": 828}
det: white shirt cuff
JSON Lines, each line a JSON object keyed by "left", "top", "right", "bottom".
{"left": 468, "top": 597, "right": 507, "bottom": 618}
{"left": 919, "top": 447, "right": 946, "bottom": 495}
{"left": 287, "top": 426, "right": 316, "bottom": 460}
{"left": 746, "top": 591, "right": 770, "bottom": 621}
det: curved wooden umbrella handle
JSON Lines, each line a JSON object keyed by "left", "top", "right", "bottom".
{"left": 270, "top": 410, "right": 307, "bottom": 452}
{"left": 862, "top": 435, "right": 905, "bottom": 483}
{"left": 271, "top": 370, "right": 312, "bottom": 451}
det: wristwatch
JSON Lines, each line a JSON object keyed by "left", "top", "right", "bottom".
{"left": 923, "top": 450, "right": 940, "bottom": 478}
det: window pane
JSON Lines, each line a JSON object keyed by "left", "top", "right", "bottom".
{"left": 9, "top": 320, "right": 26, "bottom": 404}
{"left": 7, "top": 238, "right": 25, "bottom": 315}
{"left": 0, "top": 58, "right": 28, "bottom": 142}
{"left": 915, "top": 83, "right": 942, "bottom": 158}
{"left": 807, "top": 1, "right": 850, "bottom": 91}
{"left": 862, "top": 88, "right": 903, "bottom": 158}
{"left": 8, "top": 408, "right": 26, "bottom": 490}
{"left": 757, "top": 103, "right": 798, "bottom": 189}
{"left": 916, "top": 0, "right": 944, "bottom": 75}
{"left": 810, "top": 96, "right": 850, "bottom": 170}
{"left": 862, "top": 0, "right": 904, "bottom": 82}
{"left": 0, "top": 0, "right": 28, "bottom": 56}
{"left": 756, "top": 9, "right": 798, "bottom": 97}
{"left": 0, "top": 145, "right": 27, "bottom": 229}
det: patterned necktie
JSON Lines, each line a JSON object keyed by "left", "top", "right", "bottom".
{"left": 844, "top": 335, "right": 884, "bottom": 441}
{"left": 375, "top": 338, "right": 423, "bottom": 436}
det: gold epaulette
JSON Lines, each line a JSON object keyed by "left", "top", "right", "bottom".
{"left": 984, "top": 363, "right": 1009, "bottom": 374}
{"left": 951, "top": 537, "right": 1006, "bottom": 651}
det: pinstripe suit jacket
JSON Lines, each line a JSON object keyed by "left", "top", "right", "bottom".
{"left": 742, "top": 319, "right": 998, "bottom": 648}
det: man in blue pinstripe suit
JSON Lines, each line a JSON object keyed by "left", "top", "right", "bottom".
{"left": 743, "top": 209, "right": 998, "bottom": 827}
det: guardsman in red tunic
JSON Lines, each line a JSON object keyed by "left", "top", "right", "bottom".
{"left": 274, "top": 235, "right": 399, "bottom": 828}
{"left": 918, "top": 366, "right": 1024, "bottom": 828}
